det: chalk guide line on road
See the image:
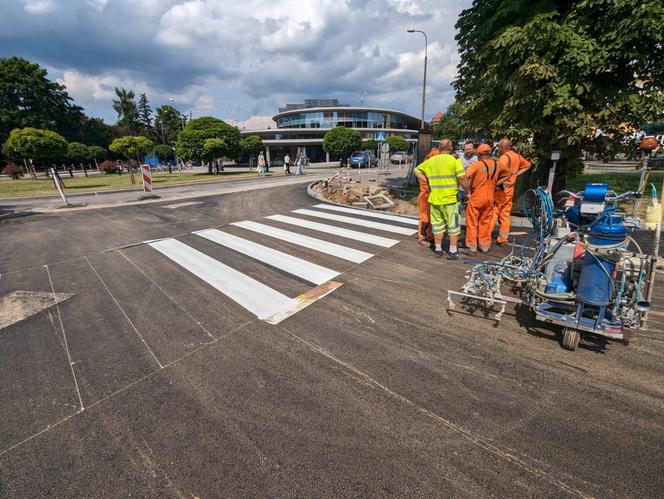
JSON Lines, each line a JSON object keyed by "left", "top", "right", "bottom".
{"left": 142, "top": 203, "right": 417, "bottom": 324}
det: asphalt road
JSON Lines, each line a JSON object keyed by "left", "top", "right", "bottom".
{"left": 1, "top": 179, "right": 663, "bottom": 498}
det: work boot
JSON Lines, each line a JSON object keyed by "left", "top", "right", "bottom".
{"left": 447, "top": 251, "right": 459, "bottom": 260}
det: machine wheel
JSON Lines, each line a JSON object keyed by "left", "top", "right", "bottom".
{"left": 562, "top": 328, "right": 580, "bottom": 351}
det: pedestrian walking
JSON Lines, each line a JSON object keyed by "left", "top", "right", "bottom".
{"left": 283, "top": 153, "right": 291, "bottom": 174}
{"left": 464, "top": 144, "right": 508, "bottom": 253}
{"left": 414, "top": 139, "right": 470, "bottom": 259}
{"left": 295, "top": 152, "right": 305, "bottom": 175}
{"left": 257, "top": 151, "right": 266, "bottom": 176}
{"left": 491, "top": 138, "right": 531, "bottom": 245}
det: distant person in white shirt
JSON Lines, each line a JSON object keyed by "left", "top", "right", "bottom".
{"left": 460, "top": 141, "right": 478, "bottom": 170}
{"left": 283, "top": 153, "right": 291, "bottom": 174}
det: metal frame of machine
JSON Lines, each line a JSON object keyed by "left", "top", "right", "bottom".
{"left": 447, "top": 183, "right": 654, "bottom": 351}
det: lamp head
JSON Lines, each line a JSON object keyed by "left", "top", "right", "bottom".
{"left": 407, "top": 28, "right": 415, "bottom": 33}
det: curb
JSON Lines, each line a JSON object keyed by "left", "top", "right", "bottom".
{"left": 306, "top": 178, "right": 418, "bottom": 221}
{"left": 0, "top": 170, "right": 337, "bottom": 202}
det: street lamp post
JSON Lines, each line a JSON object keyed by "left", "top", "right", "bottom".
{"left": 407, "top": 28, "right": 428, "bottom": 130}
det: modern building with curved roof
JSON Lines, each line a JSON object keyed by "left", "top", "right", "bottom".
{"left": 240, "top": 99, "right": 428, "bottom": 165}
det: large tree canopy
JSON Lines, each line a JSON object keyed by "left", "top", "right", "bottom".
{"left": 155, "top": 105, "right": 185, "bottom": 145}
{"left": 112, "top": 87, "right": 139, "bottom": 135}
{"left": 176, "top": 116, "right": 241, "bottom": 173}
{"left": 3, "top": 127, "right": 68, "bottom": 163}
{"left": 0, "top": 57, "right": 85, "bottom": 147}
{"left": 323, "top": 127, "right": 362, "bottom": 165}
{"left": 455, "top": 0, "right": 664, "bottom": 185}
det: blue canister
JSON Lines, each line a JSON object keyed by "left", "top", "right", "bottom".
{"left": 588, "top": 216, "right": 627, "bottom": 246}
{"left": 576, "top": 252, "right": 615, "bottom": 306}
{"left": 583, "top": 183, "right": 608, "bottom": 203}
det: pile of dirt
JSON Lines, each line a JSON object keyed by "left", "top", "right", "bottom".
{"left": 313, "top": 180, "right": 418, "bottom": 216}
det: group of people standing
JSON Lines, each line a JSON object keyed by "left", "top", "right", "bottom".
{"left": 414, "top": 138, "right": 531, "bottom": 259}
{"left": 255, "top": 151, "right": 306, "bottom": 176}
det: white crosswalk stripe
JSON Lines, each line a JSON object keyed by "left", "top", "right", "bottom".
{"left": 147, "top": 203, "right": 415, "bottom": 323}
{"left": 266, "top": 214, "right": 399, "bottom": 247}
{"left": 312, "top": 203, "right": 419, "bottom": 226}
{"left": 194, "top": 228, "right": 339, "bottom": 285}
{"left": 149, "top": 238, "right": 294, "bottom": 321}
{"left": 292, "top": 208, "right": 417, "bottom": 235}
{"left": 231, "top": 220, "right": 373, "bottom": 263}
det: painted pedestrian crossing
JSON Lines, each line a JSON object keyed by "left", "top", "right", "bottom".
{"left": 231, "top": 220, "right": 373, "bottom": 263}
{"left": 194, "top": 228, "right": 340, "bottom": 285}
{"left": 147, "top": 203, "right": 415, "bottom": 324}
{"left": 311, "top": 203, "right": 419, "bottom": 226}
{"left": 292, "top": 208, "right": 417, "bottom": 235}
{"left": 266, "top": 214, "right": 399, "bottom": 247}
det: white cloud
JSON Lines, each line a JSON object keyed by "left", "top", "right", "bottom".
{"left": 22, "top": 0, "right": 55, "bottom": 14}
{"left": 227, "top": 115, "right": 275, "bottom": 130}
{"left": 7, "top": 0, "right": 472, "bottom": 122}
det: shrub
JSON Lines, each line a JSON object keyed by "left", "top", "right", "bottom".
{"left": 3, "top": 162, "right": 24, "bottom": 179}
{"left": 99, "top": 160, "right": 120, "bottom": 174}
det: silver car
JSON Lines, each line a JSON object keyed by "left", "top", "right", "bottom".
{"left": 390, "top": 151, "right": 410, "bottom": 164}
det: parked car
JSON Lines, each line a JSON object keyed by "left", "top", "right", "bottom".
{"left": 390, "top": 151, "right": 410, "bottom": 164}
{"left": 348, "top": 151, "right": 377, "bottom": 168}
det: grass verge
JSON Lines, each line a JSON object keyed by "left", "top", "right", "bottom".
{"left": 0, "top": 171, "right": 258, "bottom": 198}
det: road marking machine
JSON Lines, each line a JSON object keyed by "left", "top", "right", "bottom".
{"left": 448, "top": 183, "right": 655, "bottom": 350}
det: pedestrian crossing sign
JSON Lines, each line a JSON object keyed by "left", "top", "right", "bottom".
{"left": 375, "top": 131, "right": 386, "bottom": 141}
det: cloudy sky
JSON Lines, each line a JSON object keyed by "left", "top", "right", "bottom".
{"left": 1, "top": 0, "right": 470, "bottom": 129}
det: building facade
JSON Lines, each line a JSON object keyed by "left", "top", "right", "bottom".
{"left": 240, "top": 99, "right": 427, "bottom": 165}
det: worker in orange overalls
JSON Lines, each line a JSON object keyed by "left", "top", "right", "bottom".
{"left": 417, "top": 148, "right": 440, "bottom": 245}
{"left": 465, "top": 144, "right": 508, "bottom": 253}
{"left": 491, "top": 138, "right": 531, "bottom": 245}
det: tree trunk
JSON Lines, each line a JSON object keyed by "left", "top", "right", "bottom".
{"left": 82, "top": 162, "right": 88, "bottom": 177}
{"left": 208, "top": 161, "right": 213, "bottom": 175}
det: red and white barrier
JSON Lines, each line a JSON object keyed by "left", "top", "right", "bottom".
{"left": 141, "top": 164, "right": 153, "bottom": 193}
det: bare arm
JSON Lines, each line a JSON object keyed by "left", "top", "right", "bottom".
{"left": 458, "top": 175, "right": 470, "bottom": 192}
{"left": 414, "top": 170, "right": 430, "bottom": 191}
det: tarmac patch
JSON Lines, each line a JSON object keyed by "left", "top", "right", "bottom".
{"left": 0, "top": 290, "right": 74, "bottom": 330}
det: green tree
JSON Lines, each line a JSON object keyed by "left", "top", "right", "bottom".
{"left": 109, "top": 135, "right": 154, "bottom": 184}
{"left": 2, "top": 127, "right": 68, "bottom": 179}
{"left": 154, "top": 105, "right": 184, "bottom": 145}
{"left": 455, "top": 0, "right": 664, "bottom": 190}
{"left": 67, "top": 141, "right": 92, "bottom": 177}
{"left": 432, "top": 102, "right": 467, "bottom": 142}
{"left": 322, "top": 127, "right": 362, "bottom": 166}
{"left": 153, "top": 143, "right": 175, "bottom": 173}
{"left": 87, "top": 145, "right": 107, "bottom": 168}
{"left": 112, "top": 87, "right": 139, "bottom": 134}
{"left": 203, "top": 138, "right": 228, "bottom": 174}
{"left": 362, "top": 138, "right": 378, "bottom": 154}
{"left": 385, "top": 135, "right": 409, "bottom": 153}
{"left": 153, "top": 144, "right": 174, "bottom": 160}
{"left": 0, "top": 57, "right": 85, "bottom": 147}
{"left": 78, "top": 116, "right": 114, "bottom": 148}
{"left": 239, "top": 135, "right": 263, "bottom": 171}
{"left": 137, "top": 93, "right": 154, "bottom": 139}
{"left": 176, "top": 116, "right": 241, "bottom": 174}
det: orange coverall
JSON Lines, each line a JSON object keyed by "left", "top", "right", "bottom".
{"left": 491, "top": 150, "right": 530, "bottom": 244}
{"left": 417, "top": 150, "right": 440, "bottom": 243}
{"left": 465, "top": 159, "right": 504, "bottom": 252}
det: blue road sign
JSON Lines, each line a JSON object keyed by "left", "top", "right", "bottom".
{"left": 375, "top": 131, "right": 386, "bottom": 141}
{"left": 144, "top": 155, "right": 159, "bottom": 166}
